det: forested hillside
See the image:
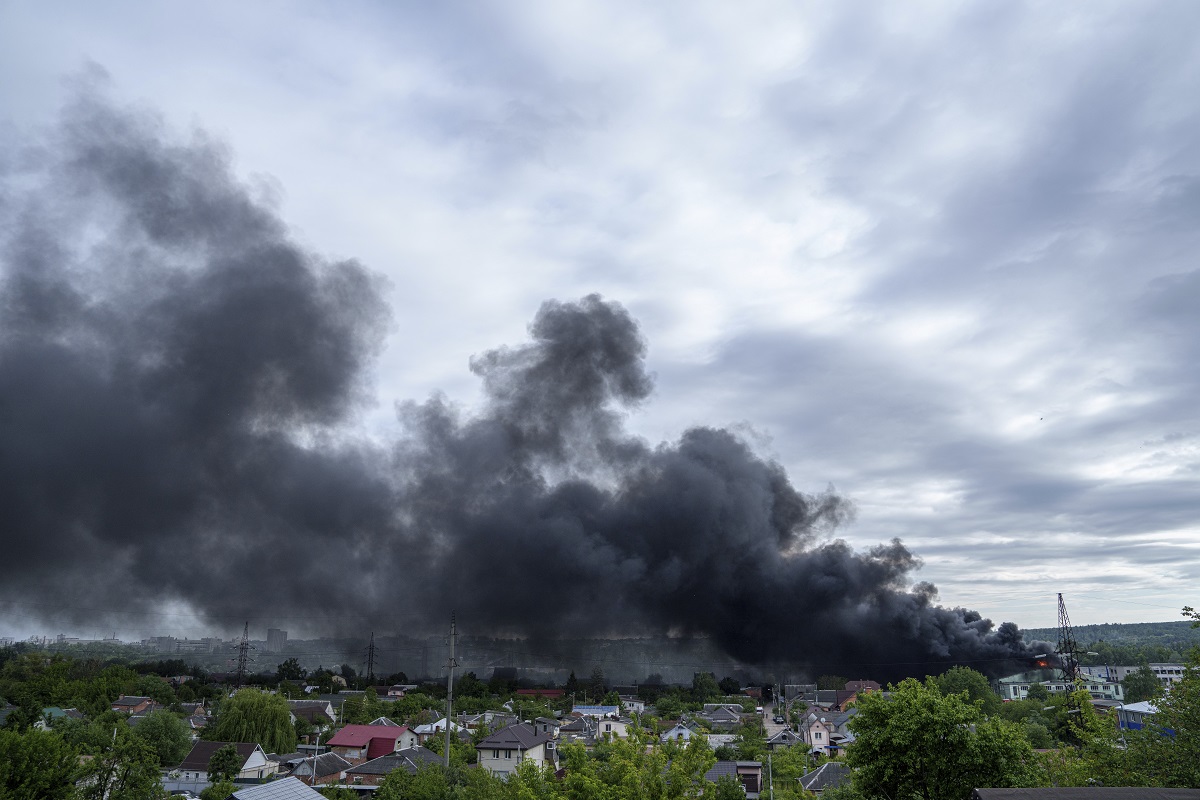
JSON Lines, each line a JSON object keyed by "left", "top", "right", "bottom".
{"left": 1021, "top": 620, "right": 1200, "bottom": 664}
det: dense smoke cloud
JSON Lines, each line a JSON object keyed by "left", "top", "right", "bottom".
{"left": 0, "top": 87, "right": 1048, "bottom": 679}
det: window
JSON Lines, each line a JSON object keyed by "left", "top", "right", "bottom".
{"left": 815, "top": 732, "right": 822, "bottom": 740}
{"left": 505, "top": 749, "right": 513, "bottom": 759}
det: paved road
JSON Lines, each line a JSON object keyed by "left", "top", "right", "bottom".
{"left": 762, "top": 701, "right": 790, "bottom": 739}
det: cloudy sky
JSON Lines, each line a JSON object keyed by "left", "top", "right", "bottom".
{"left": 3, "top": 1, "right": 1198, "bottom": 634}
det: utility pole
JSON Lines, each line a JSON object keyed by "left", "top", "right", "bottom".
{"left": 235, "top": 622, "right": 254, "bottom": 689}
{"left": 1056, "top": 593, "right": 1082, "bottom": 683}
{"left": 365, "top": 632, "right": 377, "bottom": 686}
{"left": 444, "top": 613, "right": 458, "bottom": 768}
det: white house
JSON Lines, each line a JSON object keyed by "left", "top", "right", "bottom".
{"left": 476, "top": 723, "right": 558, "bottom": 777}
{"left": 660, "top": 722, "right": 697, "bottom": 742}
{"left": 619, "top": 696, "right": 646, "bottom": 714}
{"left": 166, "top": 742, "right": 273, "bottom": 794}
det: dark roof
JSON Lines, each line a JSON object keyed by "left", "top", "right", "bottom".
{"left": 704, "top": 760, "right": 761, "bottom": 783}
{"left": 112, "top": 695, "right": 153, "bottom": 707}
{"left": 845, "top": 680, "right": 881, "bottom": 692}
{"left": 179, "top": 741, "right": 260, "bottom": 771}
{"left": 290, "top": 706, "right": 332, "bottom": 724}
{"left": 801, "top": 762, "right": 852, "bottom": 792}
{"left": 289, "top": 752, "right": 351, "bottom": 779}
{"left": 476, "top": 723, "right": 553, "bottom": 750}
{"left": 345, "top": 746, "right": 441, "bottom": 776}
{"left": 972, "top": 792, "right": 1200, "bottom": 800}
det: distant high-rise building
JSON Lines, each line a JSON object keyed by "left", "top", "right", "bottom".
{"left": 267, "top": 628, "right": 287, "bottom": 653}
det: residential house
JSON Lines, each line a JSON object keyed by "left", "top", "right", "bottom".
{"left": 701, "top": 705, "right": 744, "bottom": 731}
{"left": 706, "top": 734, "right": 738, "bottom": 751}
{"left": 459, "top": 710, "right": 519, "bottom": 732}
{"left": 572, "top": 705, "right": 621, "bottom": 718}
{"left": 660, "top": 722, "right": 698, "bottom": 743}
{"left": 111, "top": 695, "right": 156, "bottom": 715}
{"left": 533, "top": 717, "right": 560, "bottom": 738}
{"left": 801, "top": 713, "right": 836, "bottom": 757}
{"left": 340, "top": 746, "right": 441, "bottom": 786}
{"left": 558, "top": 716, "right": 595, "bottom": 745}
{"left": 800, "top": 762, "right": 852, "bottom": 794}
{"left": 766, "top": 728, "right": 803, "bottom": 751}
{"left": 844, "top": 680, "right": 881, "bottom": 693}
{"left": 169, "top": 741, "right": 273, "bottom": 793}
{"left": 225, "top": 777, "right": 326, "bottom": 800}
{"left": 832, "top": 691, "right": 858, "bottom": 711}
{"left": 619, "top": 696, "right": 646, "bottom": 714}
{"left": 476, "top": 723, "right": 558, "bottom": 777}
{"left": 828, "top": 708, "right": 859, "bottom": 750}
{"left": 704, "top": 760, "right": 762, "bottom": 799}
{"left": 595, "top": 717, "right": 630, "bottom": 740}
{"left": 326, "top": 724, "right": 419, "bottom": 762}
{"left": 367, "top": 716, "right": 402, "bottom": 727}
{"left": 287, "top": 752, "right": 353, "bottom": 786}
{"left": 288, "top": 700, "right": 336, "bottom": 729}
{"left": 414, "top": 717, "right": 465, "bottom": 744}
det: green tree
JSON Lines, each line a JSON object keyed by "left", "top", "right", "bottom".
{"left": 654, "top": 694, "right": 683, "bottom": 721}
{"left": 1121, "top": 664, "right": 1161, "bottom": 704}
{"left": 1126, "top": 649, "right": 1200, "bottom": 787}
{"left": 276, "top": 658, "right": 306, "bottom": 682}
{"left": 1036, "top": 687, "right": 1134, "bottom": 785}
{"left": 733, "top": 721, "right": 765, "bottom": 761}
{"left": 199, "top": 781, "right": 236, "bottom": 800}
{"left": 209, "top": 688, "right": 296, "bottom": 753}
{"left": 706, "top": 774, "right": 744, "bottom": 800}
{"left": 565, "top": 670, "right": 581, "bottom": 699}
{"left": 132, "top": 709, "right": 192, "bottom": 766}
{"left": 718, "top": 677, "right": 741, "bottom": 696}
{"left": 691, "top": 672, "right": 720, "bottom": 703}
{"left": 0, "top": 728, "right": 80, "bottom": 800}
{"left": 932, "top": 666, "right": 1001, "bottom": 715}
{"left": 816, "top": 675, "right": 848, "bottom": 691}
{"left": 1026, "top": 682, "right": 1050, "bottom": 702}
{"left": 78, "top": 732, "right": 168, "bottom": 800}
{"left": 208, "top": 744, "right": 243, "bottom": 782}
{"left": 847, "top": 678, "right": 1043, "bottom": 800}
{"left": 589, "top": 666, "right": 607, "bottom": 701}
{"left": 132, "top": 674, "right": 176, "bottom": 706}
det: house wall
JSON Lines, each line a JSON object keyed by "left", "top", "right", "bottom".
{"left": 478, "top": 744, "right": 549, "bottom": 777}
{"left": 597, "top": 720, "right": 627, "bottom": 739}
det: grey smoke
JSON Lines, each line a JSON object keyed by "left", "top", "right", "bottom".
{"left": 0, "top": 85, "right": 1048, "bottom": 680}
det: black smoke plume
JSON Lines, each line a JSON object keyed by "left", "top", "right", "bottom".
{"left": 0, "top": 85, "right": 1047, "bottom": 680}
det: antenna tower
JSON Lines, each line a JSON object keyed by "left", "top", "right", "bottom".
{"left": 1056, "top": 593, "right": 1082, "bottom": 682}
{"left": 444, "top": 613, "right": 458, "bottom": 768}
{"left": 234, "top": 621, "right": 254, "bottom": 688}
{"left": 365, "top": 631, "right": 377, "bottom": 685}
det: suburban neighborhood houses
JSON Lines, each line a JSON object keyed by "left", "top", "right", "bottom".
{"left": 2, "top": 627, "right": 1199, "bottom": 799}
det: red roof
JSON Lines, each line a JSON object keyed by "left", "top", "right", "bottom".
{"left": 327, "top": 724, "right": 410, "bottom": 759}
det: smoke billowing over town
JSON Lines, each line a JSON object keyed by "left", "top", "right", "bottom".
{"left": 0, "top": 88, "right": 1051, "bottom": 681}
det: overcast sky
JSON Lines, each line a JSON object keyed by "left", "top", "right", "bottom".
{"left": 3, "top": 1, "right": 1198, "bottom": 634}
